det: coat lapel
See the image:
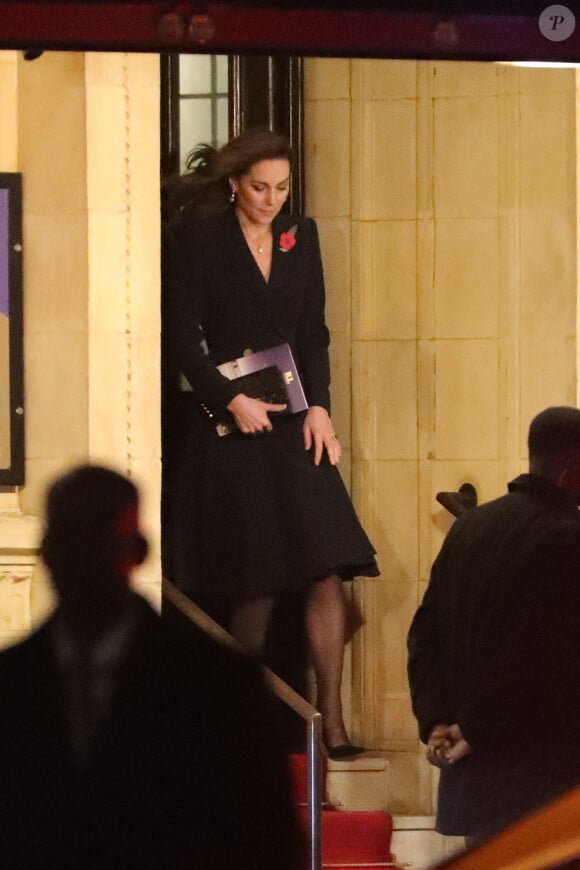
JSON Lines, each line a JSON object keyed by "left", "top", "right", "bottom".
{"left": 221, "top": 209, "right": 303, "bottom": 342}
{"left": 225, "top": 208, "right": 299, "bottom": 294}
{"left": 267, "top": 214, "right": 304, "bottom": 335}
{"left": 269, "top": 213, "right": 299, "bottom": 293}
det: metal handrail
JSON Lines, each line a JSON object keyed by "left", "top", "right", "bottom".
{"left": 323, "top": 864, "right": 411, "bottom": 868}
{"left": 162, "top": 576, "right": 323, "bottom": 870}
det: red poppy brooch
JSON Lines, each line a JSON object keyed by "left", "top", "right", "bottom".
{"left": 279, "top": 225, "right": 298, "bottom": 253}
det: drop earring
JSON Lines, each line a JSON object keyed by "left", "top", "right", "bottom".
{"left": 230, "top": 188, "right": 236, "bottom": 203}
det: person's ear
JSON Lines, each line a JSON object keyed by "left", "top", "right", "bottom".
{"left": 555, "top": 455, "right": 580, "bottom": 495}
{"left": 555, "top": 455, "right": 570, "bottom": 487}
{"left": 113, "top": 502, "right": 149, "bottom": 576}
{"left": 114, "top": 532, "right": 149, "bottom": 576}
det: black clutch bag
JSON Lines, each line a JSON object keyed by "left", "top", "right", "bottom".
{"left": 232, "top": 365, "right": 289, "bottom": 406}
{"left": 216, "top": 366, "right": 289, "bottom": 436}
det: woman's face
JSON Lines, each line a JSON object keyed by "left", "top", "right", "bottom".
{"left": 231, "top": 158, "right": 291, "bottom": 227}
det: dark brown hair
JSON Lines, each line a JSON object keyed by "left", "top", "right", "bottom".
{"left": 163, "top": 128, "right": 294, "bottom": 224}
{"left": 186, "top": 127, "right": 293, "bottom": 179}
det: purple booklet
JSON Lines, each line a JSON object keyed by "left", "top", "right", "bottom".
{"left": 218, "top": 343, "right": 308, "bottom": 414}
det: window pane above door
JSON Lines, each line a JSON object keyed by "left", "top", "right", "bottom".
{"left": 178, "top": 55, "right": 230, "bottom": 171}
{"left": 179, "top": 54, "right": 212, "bottom": 95}
{"left": 179, "top": 98, "right": 212, "bottom": 171}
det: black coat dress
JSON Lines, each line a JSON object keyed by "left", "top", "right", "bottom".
{"left": 167, "top": 206, "right": 378, "bottom": 614}
{"left": 407, "top": 474, "right": 580, "bottom": 840}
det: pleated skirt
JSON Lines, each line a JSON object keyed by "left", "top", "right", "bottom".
{"left": 172, "top": 410, "right": 379, "bottom": 611}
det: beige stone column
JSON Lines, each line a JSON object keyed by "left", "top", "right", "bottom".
{"left": 84, "top": 53, "right": 161, "bottom": 605}
{"left": 17, "top": 52, "right": 90, "bottom": 513}
{"left": 0, "top": 52, "right": 91, "bottom": 631}
{"left": 0, "top": 51, "right": 161, "bottom": 635}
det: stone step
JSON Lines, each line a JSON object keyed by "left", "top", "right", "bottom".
{"left": 390, "top": 816, "right": 464, "bottom": 869}
{"left": 326, "top": 752, "right": 391, "bottom": 812}
{"left": 326, "top": 751, "right": 463, "bottom": 867}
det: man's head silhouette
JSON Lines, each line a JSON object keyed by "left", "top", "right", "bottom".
{"left": 40, "top": 464, "right": 148, "bottom": 639}
{"left": 528, "top": 406, "right": 580, "bottom": 503}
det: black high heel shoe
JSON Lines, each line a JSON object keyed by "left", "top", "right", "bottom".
{"left": 325, "top": 743, "right": 366, "bottom": 760}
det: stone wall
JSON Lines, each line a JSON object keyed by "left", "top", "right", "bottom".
{"left": 0, "top": 51, "right": 161, "bottom": 646}
{"left": 305, "top": 58, "right": 578, "bottom": 812}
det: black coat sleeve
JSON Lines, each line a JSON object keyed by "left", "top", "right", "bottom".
{"left": 295, "top": 219, "right": 331, "bottom": 412}
{"left": 169, "top": 210, "right": 241, "bottom": 419}
{"left": 407, "top": 533, "right": 456, "bottom": 743}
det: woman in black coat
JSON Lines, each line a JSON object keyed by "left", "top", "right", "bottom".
{"left": 167, "top": 129, "right": 379, "bottom": 757}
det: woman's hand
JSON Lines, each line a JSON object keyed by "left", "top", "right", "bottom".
{"left": 303, "top": 406, "right": 341, "bottom": 466}
{"left": 227, "top": 393, "right": 287, "bottom": 434}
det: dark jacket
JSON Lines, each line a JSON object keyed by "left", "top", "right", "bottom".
{"left": 0, "top": 594, "right": 302, "bottom": 869}
{"left": 408, "top": 474, "right": 580, "bottom": 838}
{"left": 169, "top": 205, "right": 331, "bottom": 421}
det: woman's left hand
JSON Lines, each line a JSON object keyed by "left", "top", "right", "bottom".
{"left": 303, "top": 406, "right": 341, "bottom": 466}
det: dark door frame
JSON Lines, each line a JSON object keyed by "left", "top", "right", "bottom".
{"left": 160, "top": 53, "right": 304, "bottom": 214}
{"left": 159, "top": 53, "right": 304, "bottom": 579}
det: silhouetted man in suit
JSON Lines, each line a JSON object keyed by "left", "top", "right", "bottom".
{"left": 408, "top": 406, "right": 580, "bottom": 844}
{"left": 0, "top": 464, "right": 301, "bottom": 869}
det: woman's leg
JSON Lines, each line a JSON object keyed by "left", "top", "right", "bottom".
{"left": 230, "top": 596, "right": 274, "bottom": 655}
{"left": 305, "top": 575, "right": 351, "bottom": 748}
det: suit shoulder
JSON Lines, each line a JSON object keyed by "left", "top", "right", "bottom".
{"left": 298, "top": 215, "right": 318, "bottom": 236}
{"left": 446, "top": 489, "right": 580, "bottom": 555}
{"left": 0, "top": 623, "right": 50, "bottom": 682}
{"left": 453, "top": 490, "right": 519, "bottom": 525}
{"left": 277, "top": 214, "right": 317, "bottom": 233}
{"left": 434, "top": 493, "right": 513, "bottom": 552}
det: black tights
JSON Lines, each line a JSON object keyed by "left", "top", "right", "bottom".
{"left": 230, "top": 576, "right": 350, "bottom": 748}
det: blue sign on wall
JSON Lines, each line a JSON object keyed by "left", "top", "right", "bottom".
{"left": 0, "top": 175, "right": 23, "bottom": 485}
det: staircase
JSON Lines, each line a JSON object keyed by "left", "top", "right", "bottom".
{"left": 163, "top": 579, "right": 400, "bottom": 868}
{"left": 290, "top": 753, "right": 396, "bottom": 869}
